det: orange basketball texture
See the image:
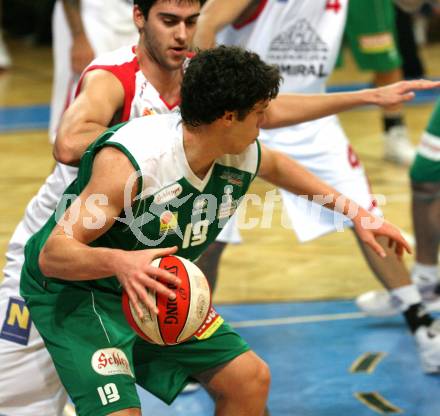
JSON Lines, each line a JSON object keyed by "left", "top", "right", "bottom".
{"left": 122, "top": 255, "right": 211, "bottom": 345}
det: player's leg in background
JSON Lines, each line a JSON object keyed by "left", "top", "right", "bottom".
{"left": 195, "top": 214, "right": 242, "bottom": 291}
{"left": 410, "top": 97, "right": 440, "bottom": 296}
{"left": 344, "top": 0, "right": 415, "bottom": 166}
{"left": 358, "top": 98, "right": 440, "bottom": 315}
{"left": 0, "top": 230, "right": 68, "bottom": 416}
{"left": 394, "top": 3, "right": 425, "bottom": 80}
{"left": 195, "top": 241, "right": 227, "bottom": 291}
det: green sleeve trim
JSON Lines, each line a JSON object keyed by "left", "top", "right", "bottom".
{"left": 253, "top": 139, "right": 262, "bottom": 180}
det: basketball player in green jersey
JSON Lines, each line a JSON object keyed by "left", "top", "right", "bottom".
{"left": 21, "top": 46, "right": 410, "bottom": 416}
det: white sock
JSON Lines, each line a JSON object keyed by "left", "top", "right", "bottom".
{"left": 411, "top": 263, "right": 439, "bottom": 288}
{"left": 391, "top": 284, "right": 422, "bottom": 312}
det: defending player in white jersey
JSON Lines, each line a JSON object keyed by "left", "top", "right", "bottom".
{"left": 193, "top": 0, "right": 440, "bottom": 373}
{"left": 0, "top": 0, "right": 438, "bottom": 413}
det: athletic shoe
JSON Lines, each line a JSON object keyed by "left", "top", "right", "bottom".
{"left": 355, "top": 290, "right": 403, "bottom": 317}
{"left": 0, "top": 35, "right": 11, "bottom": 70}
{"left": 356, "top": 268, "right": 440, "bottom": 317}
{"left": 356, "top": 286, "right": 440, "bottom": 317}
{"left": 415, "top": 320, "right": 440, "bottom": 373}
{"left": 383, "top": 126, "right": 416, "bottom": 166}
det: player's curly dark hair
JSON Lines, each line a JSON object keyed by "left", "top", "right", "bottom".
{"left": 180, "top": 46, "right": 281, "bottom": 127}
{"left": 134, "top": 0, "right": 204, "bottom": 19}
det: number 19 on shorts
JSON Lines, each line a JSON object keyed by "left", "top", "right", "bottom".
{"left": 98, "top": 383, "right": 120, "bottom": 405}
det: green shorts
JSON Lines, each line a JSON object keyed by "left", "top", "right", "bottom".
{"left": 410, "top": 98, "right": 440, "bottom": 183}
{"left": 338, "top": 0, "right": 402, "bottom": 72}
{"left": 20, "top": 267, "right": 249, "bottom": 416}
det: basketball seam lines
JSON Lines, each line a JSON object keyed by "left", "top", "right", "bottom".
{"left": 91, "top": 291, "right": 111, "bottom": 344}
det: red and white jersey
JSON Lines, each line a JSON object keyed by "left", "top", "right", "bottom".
{"left": 2, "top": 46, "right": 181, "bottom": 295}
{"left": 77, "top": 45, "right": 182, "bottom": 121}
{"left": 217, "top": 0, "right": 348, "bottom": 146}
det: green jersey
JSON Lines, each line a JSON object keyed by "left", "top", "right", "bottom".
{"left": 23, "top": 114, "right": 260, "bottom": 294}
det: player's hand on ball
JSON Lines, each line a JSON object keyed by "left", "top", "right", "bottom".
{"left": 114, "top": 246, "right": 180, "bottom": 318}
{"left": 352, "top": 214, "right": 412, "bottom": 259}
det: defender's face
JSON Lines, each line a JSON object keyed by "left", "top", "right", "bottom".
{"left": 137, "top": 0, "right": 200, "bottom": 70}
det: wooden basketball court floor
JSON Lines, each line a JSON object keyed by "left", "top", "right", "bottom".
{"left": 2, "top": 40, "right": 440, "bottom": 414}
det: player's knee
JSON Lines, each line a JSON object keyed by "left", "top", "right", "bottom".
{"left": 411, "top": 181, "right": 440, "bottom": 202}
{"left": 241, "top": 356, "right": 271, "bottom": 399}
{"left": 254, "top": 359, "right": 271, "bottom": 396}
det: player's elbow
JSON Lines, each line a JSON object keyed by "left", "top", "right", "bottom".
{"left": 53, "top": 137, "right": 79, "bottom": 166}
{"left": 38, "top": 239, "right": 58, "bottom": 277}
{"left": 38, "top": 246, "right": 51, "bottom": 277}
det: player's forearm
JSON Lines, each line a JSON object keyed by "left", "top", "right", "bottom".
{"left": 39, "top": 234, "right": 123, "bottom": 280}
{"left": 193, "top": 0, "right": 254, "bottom": 50}
{"left": 260, "top": 149, "right": 363, "bottom": 218}
{"left": 192, "top": 17, "right": 218, "bottom": 50}
{"left": 54, "top": 122, "right": 107, "bottom": 166}
{"left": 262, "top": 90, "right": 376, "bottom": 129}
{"left": 62, "top": 0, "right": 87, "bottom": 39}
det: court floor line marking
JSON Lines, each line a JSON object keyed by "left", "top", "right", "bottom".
{"left": 229, "top": 311, "right": 366, "bottom": 328}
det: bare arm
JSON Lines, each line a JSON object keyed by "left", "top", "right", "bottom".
{"left": 193, "top": 1, "right": 440, "bottom": 129}
{"left": 262, "top": 80, "right": 440, "bottom": 129}
{"left": 258, "top": 144, "right": 411, "bottom": 258}
{"left": 62, "top": 0, "right": 95, "bottom": 75}
{"left": 54, "top": 69, "right": 125, "bottom": 165}
{"left": 192, "top": 0, "right": 254, "bottom": 49}
{"left": 40, "top": 147, "right": 179, "bottom": 316}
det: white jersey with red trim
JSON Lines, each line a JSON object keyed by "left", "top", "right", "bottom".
{"left": 217, "top": 0, "right": 348, "bottom": 146}
{"left": 217, "top": 0, "right": 379, "bottom": 243}
{"left": 0, "top": 46, "right": 181, "bottom": 416}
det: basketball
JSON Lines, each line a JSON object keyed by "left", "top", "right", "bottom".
{"left": 122, "top": 255, "right": 211, "bottom": 345}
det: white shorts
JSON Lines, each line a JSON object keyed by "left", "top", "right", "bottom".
{"left": 0, "top": 241, "right": 67, "bottom": 416}
{"left": 217, "top": 116, "right": 380, "bottom": 243}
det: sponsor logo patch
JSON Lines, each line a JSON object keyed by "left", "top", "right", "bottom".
{"left": 154, "top": 183, "right": 183, "bottom": 204}
{"left": 220, "top": 171, "right": 244, "bottom": 187}
{"left": 159, "top": 211, "right": 179, "bottom": 234}
{"left": 142, "top": 108, "right": 156, "bottom": 117}
{"left": 267, "top": 19, "right": 330, "bottom": 78}
{"left": 359, "top": 33, "right": 394, "bottom": 53}
{"left": 91, "top": 348, "right": 134, "bottom": 377}
{"left": 0, "top": 297, "right": 31, "bottom": 346}
{"left": 195, "top": 307, "right": 224, "bottom": 340}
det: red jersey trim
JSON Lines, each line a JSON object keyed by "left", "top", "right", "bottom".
{"left": 75, "top": 56, "right": 139, "bottom": 123}
{"left": 233, "top": 0, "right": 268, "bottom": 30}
{"left": 159, "top": 96, "right": 180, "bottom": 110}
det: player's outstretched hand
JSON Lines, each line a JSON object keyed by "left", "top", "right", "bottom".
{"left": 368, "top": 79, "right": 440, "bottom": 108}
{"left": 352, "top": 213, "right": 412, "bottom": 259}
{"left": 115, "top": 246, "right": 180, "bottom": 318}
